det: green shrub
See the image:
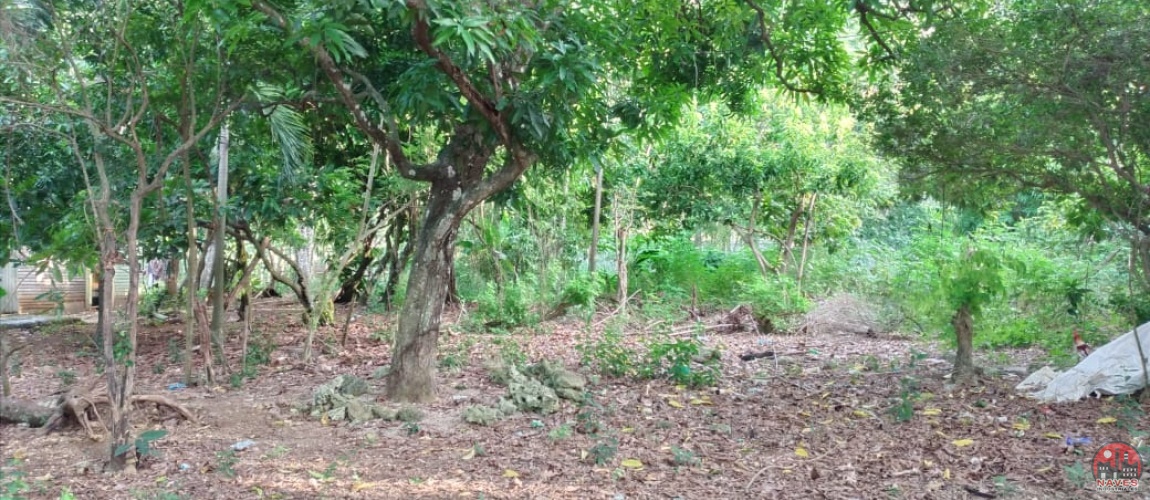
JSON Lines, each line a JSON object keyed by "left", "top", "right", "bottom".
{"left": 577, "top": 327, "right": 636, "bottom": 378}
{"left": 640, "top": 336, "right": 720, "bottom": 387}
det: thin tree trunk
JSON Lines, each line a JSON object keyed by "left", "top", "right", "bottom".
{"left": 113, "top": 184, "right": 148, "bottom": 471}
{"left": 340, "top": 294, "right": 356, "bottom": 346}
{"left": 0, "top": 332, "right": 8, "bottom": 398}
{"left": 182, "top": 155, "right": 203, "bottom": 385}
{"left": 588, "top": 163, "right": 603, "bottom": 274}
{"left": 335, "top": 241, "right": 375, "bottom": 304}
{"left": 166, "top": 256, "right": 180, "bottom": 299}
{"left": 743, "top": 190, "right": 773, "bottom": 278}
{"left": 780, "top": 196, "right": 805, "bottom": 275}
{"left": 1134, "top": 235, "right": 1150, "bottom": 294}
{"left": 1131, "top": 321, "right": 1150, "bottom": 403}
{"left": 235, "top": 238, "right": 249, "bottom": 321}
{"left": 210, "top": 122, "right": 230, "bottom": 359}
{"left": 240, "top": 297, "right": 252, "bottom": 368}
{"left": 382, "top": 206, "right": 415, "bottom": 310}
{"left": 614, "top": 191, "right": 629, "bottom": 312}
{"left": 796, "top": 193, "right": 819, "bottom": 290}
{"left": 951, "top": 303, "right": 975, "bottom": 379}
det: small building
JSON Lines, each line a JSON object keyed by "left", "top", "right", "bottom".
{"left": 0, "top": 260, "right": 132, "bottom": 315}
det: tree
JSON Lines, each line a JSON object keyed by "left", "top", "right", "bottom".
{"left": 640, "top": 94, "right": 891, "bottom": 283}
{"left": 231, "top": 0, "right": 940, "bottom": 402}
{"left": 1, "top": 1, "right": 239, "bottom": 468}
{"left": 865, "top": 0, "right": 1150, "bottom": 291}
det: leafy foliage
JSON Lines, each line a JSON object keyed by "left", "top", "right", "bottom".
{"left": 114, "top": 430, "right": 169, "bottom": 460}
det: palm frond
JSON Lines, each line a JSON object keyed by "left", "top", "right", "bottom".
{"left": 253, "top": 82, "right": 313, "bottom": 184}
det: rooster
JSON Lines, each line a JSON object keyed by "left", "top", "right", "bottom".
{"left": 1073, "top": 329, "right": 1092, "bottom": 359}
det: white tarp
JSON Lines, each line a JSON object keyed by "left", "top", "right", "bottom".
{"left": 1017, "top": 322, "right": 1150, "bottom": 403}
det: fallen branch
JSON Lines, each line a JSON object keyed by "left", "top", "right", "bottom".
{"left": 669, "top": 324, "right": 742, "bottom": 336}
{"left": 590, "top": 291, "right": 642, "bottom": 328}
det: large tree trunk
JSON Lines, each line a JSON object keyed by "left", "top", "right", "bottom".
{"left": 951, "top": 303, "right": 975, "bottom": 379}
{"left": 387, "top": 186, "right": 463, "bottom": 403}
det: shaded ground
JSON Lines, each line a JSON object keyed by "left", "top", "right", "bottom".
{"left": 1, "top": 300, "right": 1146, "bottom": 499}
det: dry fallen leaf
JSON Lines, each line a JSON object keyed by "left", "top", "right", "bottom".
{"left": 852, "top": 409, "right": 871, "bottom": 418}
{"left": 503, "top": 469, "right": 520, "bottom": 478}
{"left": 952, "top": 439, "right": 975, "bottom": 447}
{"left": 351, "top": 482, "right": 375, "bottom": 492}
{"left": 621, "top": 459, "right": 643, "bottom": 469}
{"left": 1097, "top": 416, "right": 1117, "bottom": 424}
{"left": 943, "top": 468, "right": 951, "bottom": 480}
{"left": 795, "top": 447, "right": 810, "bottom": 458}
{"left": 461, "top": 448, "right": 476, "bottom": 460}
{"left": 1043, "top": 432, "right": 1062, "bottom": 439}
{"left": 1012, "top": 421, "right": 1031, "bottom": 430}
{"left": 920, "top": 408, "right": 942, "bottom": 416}
{"left": 667, "top": 399, "right": 684, "bottom": 408}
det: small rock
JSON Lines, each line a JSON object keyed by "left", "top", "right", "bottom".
{"left": 463, "top": 405, "right": 505, "bottom": 426}
{"left": 345, "top": 399, "right": 373, "bottom": 423}
{"left": 1002, "top": 366, "right": 1029, "bottom": 377}
{"left": 231, "top": 439, "right": 256, "bottom": 451}
{"left": 371, "top": 406, "right": 398, "bottom": 421}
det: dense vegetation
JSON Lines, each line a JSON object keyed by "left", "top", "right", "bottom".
{"left": 1, "top": 0, "right": 1147, "bottom": 474}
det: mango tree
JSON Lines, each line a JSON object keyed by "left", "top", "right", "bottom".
{"left": 237, "top": 0, "right": 939, "bottom": 402}
{"left": 865, "top": 0, "right": 1150, "bottom": 293}
{"left": 1, "top": 1, "right": 241, "bottom": 469}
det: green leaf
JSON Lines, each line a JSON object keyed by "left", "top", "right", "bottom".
{"left": 138, "top": 429, "right": 169, "bottom": 442}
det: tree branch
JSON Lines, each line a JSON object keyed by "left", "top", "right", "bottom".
{"left": 251, "top": 0, "right": 417, "bottom": 175}
{"left": 743, "top": 0, "right": 819, "bottom": 95}
{"left": 407, "top": 1, "right": 514, "bottom": 147}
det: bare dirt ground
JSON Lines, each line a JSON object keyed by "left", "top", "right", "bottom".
{"left": 1, "top": 300, "right": 1146, "bottom": 499}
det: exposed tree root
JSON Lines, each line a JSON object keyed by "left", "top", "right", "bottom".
{"left": 11, "top": 384, "right": 200, "bottom": 440}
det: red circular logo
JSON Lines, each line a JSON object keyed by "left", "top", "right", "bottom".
{"left": 1093, "top": 442, "right": 1142, "bottom": 483}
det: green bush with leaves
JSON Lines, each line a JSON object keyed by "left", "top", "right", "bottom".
{"left": 114, "top": 429, "right": 169, "bottom": 461}
{"left": 738, "top": 275, "right": 811, "bottom": 332}
{"left": 472, "top": 281, "right": 535, "bottom": 331}
{"left": 577, "top": 326, "right": 636, "bottom": 378}
{"left": 640, "top": 336, "right": 721, "bottom": 387}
